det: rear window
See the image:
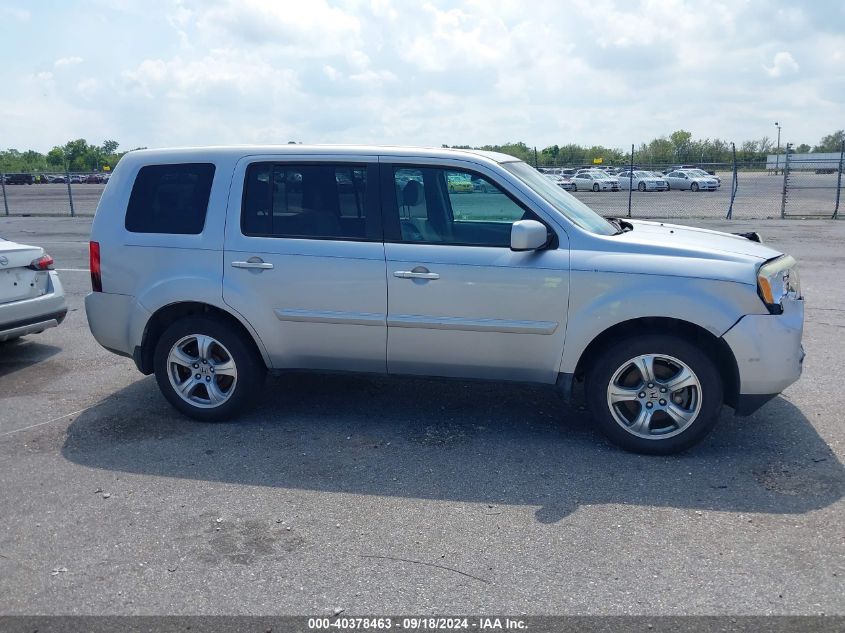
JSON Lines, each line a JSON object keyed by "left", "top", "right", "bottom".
{"left": 125, "top": 163, "right": 215, "bottom": 234}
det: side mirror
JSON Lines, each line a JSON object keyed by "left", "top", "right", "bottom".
{"left": 511, "top": 219, "right": 548, "bottom": 251}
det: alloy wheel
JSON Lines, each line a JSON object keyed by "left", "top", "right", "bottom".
{"left": 166, "top": 334, "right": 238, "bottom": 408}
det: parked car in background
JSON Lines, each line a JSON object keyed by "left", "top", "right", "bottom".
{"left": 544, "top": 173, "right": 575, "bottom": 191}
{"left": 69, "top": 174, "right": 83, "bottom": 184}
{"left": 618, "top": 170, "right": 669, "bottom": 192}
{"left": 0, "top": 236, "right": 67, "bottom": 343}
{"left": 4, "top": 173, "right": 34, "bottom": 185}
{"left": 573, "top": 170, "right": 619, "bottom": 192}
{"left": 686, "top": 168, "right": 721, "bottom": 188}
{"left": 84, "top": 174, "right": 103, "bottom": 184}
{"left": 446, "top": 173, "right": 473, "bottom": 193}
{"left": 663, "top": 170, "right": 719, "bottom": 192}
{"left": 51, "top": 175, "right": 66, "bottom": 184}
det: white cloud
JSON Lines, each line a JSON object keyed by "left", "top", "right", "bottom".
{"left": 765, "top": 51, "right": 800, "bottom": 77}
{"left": 55, "top": 56, "right": 84, "bottom": 67}
{"left": 0, "top": 0, "right": 843, "bottom": 152}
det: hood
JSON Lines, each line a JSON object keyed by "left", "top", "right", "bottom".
{"left": 618, "top": 219, "right": 782, "bottom": 261}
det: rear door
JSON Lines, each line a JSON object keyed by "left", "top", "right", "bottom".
{"left": 223, "top": 156, "right": 387, "bottom": 372}
{"left": 381, "top": 160, "right": 570, "bottom": 383}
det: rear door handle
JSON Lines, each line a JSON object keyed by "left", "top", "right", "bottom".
{"left": 232, "top": 258, "right": 274, "bottom": 270}
{"left": 393, "top": 268, "right": 439, "bottom": 280}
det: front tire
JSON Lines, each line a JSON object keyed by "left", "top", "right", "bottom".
{"left": 592, "top": 183, "right": 600, "bottom": 192}
{"left": 585, "top": 334, "right": 723, "bottom": 454}
{"left": 153, "top": 315, "right": 266, "bottom": 421}
{"left": 638, "top": 182, "right": 646, "bottom": 192}
{"left": 691, "top": 182, "right": 699, "bottom": 192}
{"left": 572, "top": 184, "right": 577, "bottom": 192}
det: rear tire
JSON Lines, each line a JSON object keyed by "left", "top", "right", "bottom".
{"left": 153, "top": 315, "right": 266, "bottom": 421}
{"left": 585, "top": 334, "right": 722, "bottom": 455}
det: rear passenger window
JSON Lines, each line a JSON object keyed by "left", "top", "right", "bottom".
{"left": 241, "top": 163, "right": 374, "bottom": 240}
{"left": 125, "top": 163, "right": 215, "bottom": 234}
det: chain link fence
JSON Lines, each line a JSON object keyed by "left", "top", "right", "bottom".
{"left": 2, "top": 149, "right": 843, "bottom": 220}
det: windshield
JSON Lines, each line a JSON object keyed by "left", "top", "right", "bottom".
{"left": 503, "top": 162, "right": 617, "bottom": 235}
{"left": 635, "top": 171, "right": 651, "bottom": 178}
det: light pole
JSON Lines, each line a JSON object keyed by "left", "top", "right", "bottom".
{"left": 775, "top": 121, "right": 782, "bottom": 175}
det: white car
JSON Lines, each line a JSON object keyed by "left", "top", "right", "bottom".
{"left": 544, "top": 173, "right": 575, "bottom": 191}
{"left": 572, "top": 170, "right": 619, "bottom": 192}
{"left": 686, "top": 168, "right": 721, "bottom": 188}
{"left": 618, "top": 170, "right": 669, "bottom": 192}
{"left": 0, "top": 237, "right": 67, "bottom": 343}
{"left": 663, "top": 170, "right": 719, "bottom": 192}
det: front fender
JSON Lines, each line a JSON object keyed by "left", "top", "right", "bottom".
{"left": 558, "top": 271, "right": 764, "bottom": 374}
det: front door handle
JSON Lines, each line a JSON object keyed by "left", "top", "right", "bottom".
{"left": 232, "top": 257, "right": 274, "bottom": 270}
{"left": 393, "top": 267, "right": 440, "bottom": 280}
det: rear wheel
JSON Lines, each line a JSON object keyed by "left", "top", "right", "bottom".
{"left": 585, "top": 334, "right": 722, "bottom": 454}
{"left": 153, "top": 315, "right": 266, "bottom": 421}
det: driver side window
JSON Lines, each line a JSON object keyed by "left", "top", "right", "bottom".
{"left": 391, "top": 166, "right": 534, "bottom": 247}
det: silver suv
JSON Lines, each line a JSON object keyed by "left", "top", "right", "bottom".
{"left": 86, "top": 146, "right": 804, "bottom": 454}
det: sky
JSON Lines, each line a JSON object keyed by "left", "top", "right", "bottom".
{"left": 1, "top": 0, "right": 843, "bottom": 154}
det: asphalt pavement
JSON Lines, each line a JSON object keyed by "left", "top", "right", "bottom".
{"left": 0, "top": 216, "right": 843, "bottom": 615}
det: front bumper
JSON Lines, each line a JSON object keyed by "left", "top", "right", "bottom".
{"left": 721, "top": 298, "right": 804, "bottom": 415}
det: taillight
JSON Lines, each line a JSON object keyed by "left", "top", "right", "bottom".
{"left": 29, "top": 254, "right": 55, "bottom": 270}
{"left": 89, "top": 241, "right": 102, "bottom": 292}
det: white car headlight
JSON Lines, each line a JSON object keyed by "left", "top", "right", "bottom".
{"left": 757, "top": 255, "right": 802, "bottom": 313}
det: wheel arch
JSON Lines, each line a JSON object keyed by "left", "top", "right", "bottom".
{"left": 135, "top": 301, "right": 270, "bottom": 375}
{"left": 569, "top": 317, "right": 740, "bottom": 409}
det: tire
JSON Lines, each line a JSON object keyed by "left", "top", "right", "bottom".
{"left": 665, "top": 183, "right": 670, "bottom": 191}
{"left": 585, "top": 334, "right": 723, "bottom": 455}
{"left": 638, "top": 182, "right": 646, "bottom": 192}
{"left": 691, "top": 182, "right": 699, "bottom": 192}
{"left": 572, "top": 184, "right": 577, "bottom": 192}
{"left": 592, "top": 183, "right": 599, "bottom": 192}
{"left": 153, "top": 315, "right": 266, "bottom": 422}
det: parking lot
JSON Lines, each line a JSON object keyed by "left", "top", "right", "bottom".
{"left": 3, "top": 170, "right": 843, "bottom": 220}
{"left": 0, "top": 215, "right": 843, "bottom": 615}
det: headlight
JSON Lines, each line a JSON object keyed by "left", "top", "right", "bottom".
{"left": 757, "top": 255, "right": 802, "bottom": 313}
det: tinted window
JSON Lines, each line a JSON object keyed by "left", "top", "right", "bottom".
{"left": 241, "top": 163, "right": 372, "bottom": 240}
{"left": 125, "top": 163, "right": 215, "bottom": 234}
{"left": 392, "top": 166, "right": 536, "bottom": 247}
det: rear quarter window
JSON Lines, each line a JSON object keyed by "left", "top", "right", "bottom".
{"left": 125, "top": 163, "right": 215, "bottom": 234}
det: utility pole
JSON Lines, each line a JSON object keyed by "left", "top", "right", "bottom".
{"left": 774, "top": 121, "right": 782, "bottom": 175}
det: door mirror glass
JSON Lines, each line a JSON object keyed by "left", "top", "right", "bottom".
{"left": 511, "top": 219, "right": 548, "bottom": 251}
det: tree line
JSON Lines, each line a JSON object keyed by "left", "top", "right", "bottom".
{"left": 0, "top": 139, "right": 144, "bottom": 174}
{"left": 445, "top": 129, "right": 845, "bottom": 167}
{"left": 2, "top": 130, "right": 842, "bottom": 173}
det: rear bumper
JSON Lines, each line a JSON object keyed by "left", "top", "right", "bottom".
{"left": 85, "top": 291, "right": 148, "bottom": 358}
{"left": 0, "top": 271, "right": 67, "bottom": 341}
{"left": 721, "top": 298, "right": 804, "bottom": 415}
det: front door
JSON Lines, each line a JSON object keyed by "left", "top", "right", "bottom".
{"left": 382, "top": 162, "right": 570, "bottom": 383}
{"left": 223, "top": 157, "right": 387, "bottom": 373}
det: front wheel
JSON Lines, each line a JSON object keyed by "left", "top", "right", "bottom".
{"left": 691, "top": 182, "right": 699, "bottom": 192}
{"left": 154, "top": 315, "right": 266, "bottom": 421}
{"left": 571, "top": 184, "right": 577, "bottom": 192}
{"left": 592, "top": 183, "right": 600, "bottom": 192}
{"left": 585, "top": 334, "right": 723, "bottom": 454}
{"left": 638, "top": 182, "right": 646, "bottom": 192}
